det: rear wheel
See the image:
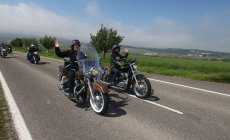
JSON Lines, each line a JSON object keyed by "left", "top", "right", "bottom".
{"left": 132, "top": 75, "right": 151, "bottom": 99}
{"left": 90, "top": 90, "right": 109, "bottom": 115}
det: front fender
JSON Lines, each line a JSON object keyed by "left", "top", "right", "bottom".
{"left": 86, "top": 82, "right": 109, "bottom": 102}
{"left": 92, "top": 82, "right": 109, "bottom": 93}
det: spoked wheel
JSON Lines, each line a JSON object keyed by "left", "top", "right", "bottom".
{"left": 90, "top": 90, "right": 109, "bottom": 115}
{"left": 132, "top": 76, "right": 151, "bottom": 99}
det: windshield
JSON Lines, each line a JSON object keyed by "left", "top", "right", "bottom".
{"left": 77, "top": 43, "right": 99, "bottom": 73}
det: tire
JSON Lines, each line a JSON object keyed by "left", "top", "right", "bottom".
{"left": 90, "top": 90, "right": 109, "bottom": 115}
{"left": 132, "top": 75, "right": 151, "bottom": 99}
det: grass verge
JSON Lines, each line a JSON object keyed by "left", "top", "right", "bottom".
{"left": 0, "top": 83, "right": 16, "bottom": 139}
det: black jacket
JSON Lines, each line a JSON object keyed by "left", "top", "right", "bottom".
{"left": 55, "top": 47, "right": 77, "bottom": 60}
{"left": 28, "top": 47, "right": 38, "bottom": 53}
{"left": 55, "top": 47, "right": 87, "bottom": 70}
{"left": 110, "top": 52, "right": 128, "bottom": 68}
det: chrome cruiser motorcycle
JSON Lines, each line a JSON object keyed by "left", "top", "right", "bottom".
{"left": 28, "top": 52, "right": 40, "bottom": 64}
{"left": 57, "top": 44, "right": 109, "bottom": 115}
{"left": 101, "top": 57, "right": 152, "bottom": 99}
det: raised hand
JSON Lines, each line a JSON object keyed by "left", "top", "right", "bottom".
{"left": 125, "top": 48, "right": 129, "bottom": 53}
{"left": 55, "top": 40, "right": 60, "bottom": 48}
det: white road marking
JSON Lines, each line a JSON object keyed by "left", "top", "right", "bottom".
{"left": 0, "top": 71, "right": 32, "bottom": 140}
{"left": 148, "top": 78, "right": 230, "bottom": 97}
{"left": 125, "top": 93, "right": 183, "bottom": 115}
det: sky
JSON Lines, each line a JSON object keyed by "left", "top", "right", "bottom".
{"left": 0, "top": 0, "right": 230, "bottom": 52}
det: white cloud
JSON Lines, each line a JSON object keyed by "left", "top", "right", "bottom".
{"left": 0, "top": 3, "right": 97, "bottom": 42}
{"left": 154, "top": 17, "right": 175, "bottom": 26}
{"left": 0, "top": 3, "right": 230, "bottom": 52}
{"left": 86, "top": 0, "right": 101, "bottom": 18}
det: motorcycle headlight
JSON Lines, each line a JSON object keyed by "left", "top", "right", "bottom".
{"left": 34, "top": 52, "right": 37, "bottom": 54}
{"left": 91, "top": 68, "right": 99, "bottom": 76}
{"left": 133, "top": 65, "right": 137, "bottom": 70}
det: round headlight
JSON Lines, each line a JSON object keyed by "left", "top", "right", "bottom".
{"left": 133, "top": 65, "right": 137, "bottom": 70}
{"left": 91, "top": 68, "right": 99, "bottom": 75}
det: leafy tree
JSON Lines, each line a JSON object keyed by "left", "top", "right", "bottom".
{"left": 22, "top": 38, "right": 39, "bottom": 48}
{"left": 90, "top": 24, "right": 124, "bottom": 60}
{"left": 10, "top": 38, "right": 23, "bottom": 48}
{"left": 40, "top": 35, "right": 56, "bottom": 55}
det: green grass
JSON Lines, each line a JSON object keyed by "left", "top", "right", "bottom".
{"left": 0, "top": 84, "right": 16, "bottom": 139}
{"left": 13, "top": 47, "right": 230, "bottom": 83}
{"left": 99, "top": 53, "right": 230, "bottom": 83}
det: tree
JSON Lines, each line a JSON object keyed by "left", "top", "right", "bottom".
{"left": 10, "top": 38, "right": 23, "bottom": 48}
{"left": 90, "top": 24, "right": 124, "bottom": 60}
{"left": 22, "top": 38, "right": 39, "bottom": 48}
{"left": 40, "top": 35, "right": 56, "bottom": 55}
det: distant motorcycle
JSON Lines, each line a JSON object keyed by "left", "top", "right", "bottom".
{"left": 7, "top": 47, "right": 12, "bottom": 54}
{"left": 101, "top": 57, "right": 152, "bottom": 99}
{"left": 0, "top": 48, "right": 7, "bottom": 58}
{"left": 28, "top": 52, "right": 40, "bottom": 64}
{"left": 56, "top": 44, "right": 110, "bottom": 115}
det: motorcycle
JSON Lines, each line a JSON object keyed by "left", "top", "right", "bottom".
{"left": 7, "top": 47, "right": 12, "bottom": 54}
{"left": 56, "top": 44, "right": 110, "bottom": 115}
{"left": 28, "top": 52, "right": 40, "bottom": 64}
{"left": 0, "top": 48, "right": 7, "bottom": 58}
{"left": 101, "top": 57, "right": 152, "bottom": 99}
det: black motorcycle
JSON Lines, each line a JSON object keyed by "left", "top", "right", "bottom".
{"left": 28, "top": 52, "right": 40, "bottom": 64}
{"left": 101, "top": 57, "right": 152, "bottom": 99}
{"left": 7, "top": 46, "right": 12, "bottom": 54}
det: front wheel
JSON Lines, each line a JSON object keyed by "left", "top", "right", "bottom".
{"left": 90, "top": 90, "right": 109, "bottom": 115}
{"left": 132, "top": 75, "right": 151, "bottom": 99}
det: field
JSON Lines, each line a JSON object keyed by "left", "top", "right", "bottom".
{"left": 13, "top": 47, "right": 230, "bottom": 83}
{"left": 99, "top": 53, "right": 230, "bottom": 83}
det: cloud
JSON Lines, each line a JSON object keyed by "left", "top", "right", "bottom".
{"left": 0, "top": 3, "right": 230, "bottom": 52}
{"left": 0, "top": 3, "right": 97, "bottom": 42}
{"left": 86, "top": 0, "right": 101, "bottom": 18}
{"left": 154, "top": 17, "right": 175, "bottom": 26}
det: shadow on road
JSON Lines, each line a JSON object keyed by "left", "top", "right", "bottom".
{"left": 0, "top": 56, "right": 16, "bottom": 59}
{"left": 36, "top": 62, "right": 50, "bottom": 65}
{"left": 113, "top": 87, "right": 160, "bottom": 102}
{"left": 104, "top": 93, "right": 128, "bottom": 117}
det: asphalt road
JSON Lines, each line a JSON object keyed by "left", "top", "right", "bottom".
{"left": 0, "top": 52, "right": 230, "bottom": 140}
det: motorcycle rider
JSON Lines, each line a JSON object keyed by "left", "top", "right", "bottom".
{"left": 27, "top": 44, "right": 40, "bottom": 61}
{"left": 55, "top": 39, "right": 81, "bottom": 98}
{"left": 0, "top": 44, "right": 7, "bottom": 57}
{"left": 110, "top": 44, "right": 129, "bottom": 85}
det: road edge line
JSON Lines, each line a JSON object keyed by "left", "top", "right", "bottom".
{"left": 0, "top": 71, "right": 32, "bottom": 140}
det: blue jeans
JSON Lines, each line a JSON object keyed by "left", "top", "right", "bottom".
{"left": 112, "top": 68, "right": 119, "bottom": 81}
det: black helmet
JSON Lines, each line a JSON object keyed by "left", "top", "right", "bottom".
{"left": 72, "top": 39, "right": 81, "bottom": 47}
{"left": 112, "top": 44, "right": 120, "bottom": 51}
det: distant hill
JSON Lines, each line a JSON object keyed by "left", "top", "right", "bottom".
{"left": 1, "top": 33, "right": 230, "bottom": 57}
{"left": 121, "top": 45, "right": 230, "bottom": 57}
